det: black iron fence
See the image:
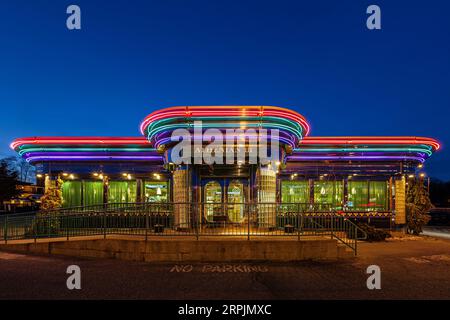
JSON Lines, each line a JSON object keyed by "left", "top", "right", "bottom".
{"left": 0, "top": 202, "right": 367, "bottom": 255}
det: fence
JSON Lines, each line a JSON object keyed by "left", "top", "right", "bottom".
{"left": 0, "top": 202, "right": 367, "bottom": 255}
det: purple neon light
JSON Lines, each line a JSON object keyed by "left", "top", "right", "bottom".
{"left": 23, "top": 152, "right": 159, "bottom": 157}
{"left": 286, "top": 155, "right": 426, "bottom": 163}
{"left": 153, "top": 135, "right": 296, "bottom": 149}
{"left": 25, "top": 155, "right": 164, "bottom": 162}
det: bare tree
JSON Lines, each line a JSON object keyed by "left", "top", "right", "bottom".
{"left": 2, "top": 156, "right": 36, "bottom": 183}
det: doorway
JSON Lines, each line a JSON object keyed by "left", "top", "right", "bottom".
{"left": 201, "top": 178, "right": 248, "bottom": 223}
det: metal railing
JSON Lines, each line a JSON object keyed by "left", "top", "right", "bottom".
{"left": 0, "top": 202, "right": 367, "bottom": 255}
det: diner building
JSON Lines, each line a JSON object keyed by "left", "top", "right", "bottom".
{"left": 11, "top": 106, "right": 440, "bottom": 227}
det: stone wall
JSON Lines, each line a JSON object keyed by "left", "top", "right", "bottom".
{"left": 0, "top": 237, "right": 353, "bottom": 261}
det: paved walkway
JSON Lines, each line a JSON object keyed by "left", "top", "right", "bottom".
{"left": 422, "top": 226, "right": 450, "bottom": 240}
{"left": 0, "top": 235, "right": 449, "bottom": 299}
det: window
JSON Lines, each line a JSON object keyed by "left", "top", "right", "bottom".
{"left": 83, "top": 181, "right": 104, "bottom": 206}
{"left": 281, "top": 181, "right": 309, "bottom": 204}
{"left": 347, "top": 180, "right": 388, "bottom": 211}
{"left": 62, "top": 180, "right": 103, "bottom": 207}
{"left": 108, "top": 181, "right": 137, "bottom": 203}
{"left": 143, "top": 181, "right": 168, "bottom": 202}
{"left": 62, "top": 181, "right": 82, "bottom": 208}
{"left": 347, "top": 181, "right": 369, "bottom": 211}
{"left": 369, "top": 181, "right": 388, "bottom": 211}
{"left": 313, "top": 180, "right": 343, "bottom": 210}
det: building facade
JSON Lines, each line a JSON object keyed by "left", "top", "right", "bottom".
{"left": 11, "top": 106, "right": 439, "bottom": 227}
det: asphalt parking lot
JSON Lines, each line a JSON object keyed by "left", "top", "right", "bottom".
{"left": 0, "top": 235, "right": 450, "bottom": 300}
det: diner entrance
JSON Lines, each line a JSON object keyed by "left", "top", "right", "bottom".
{"left": 201, "top": 178, "right": 249, "bottom": 223}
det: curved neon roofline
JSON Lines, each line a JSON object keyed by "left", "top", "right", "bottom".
{"left": 12, "top": 135, "right": 439, "bottom": 165}
{"left": 140, "top": 105, "right": 310, "bottom": 134}
{"left": 10, "top": 137, "right": 151, "bottom": 150}
{"left": 286, "top": 155, "right": 427, "bottom": 163}
{"left": 11, "top": 136, "right": 440, "bottom": 151}
{"left": 299, "top": 136, "right": 440, "bottom": 151}
{"left": 139, "top": 106, "right": 311, "bottom": 149}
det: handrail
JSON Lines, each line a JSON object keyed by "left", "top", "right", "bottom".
{"left": 330, "top": 212, "right": 367, "bottom": 255}
{"left": 0, "top": 202, "right": 371, "bottom": 255}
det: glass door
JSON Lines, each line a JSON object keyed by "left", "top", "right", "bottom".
{"left": 202, "top": 178, "right": 248, "bottom": 223}
{"left": 226, "top": 179, "right": 246, "bottom": 223}
{"left": 203, "top": 180, "right": 223, "bottom": 222}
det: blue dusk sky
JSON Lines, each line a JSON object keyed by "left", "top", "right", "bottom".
{"left": 0, "top": 0, "right": 449, "bottom": 179}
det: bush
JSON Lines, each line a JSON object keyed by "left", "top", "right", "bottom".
{"left": 25, "top": 214, "right": 61, "bottom": 238}
{"left": 348, "top": 222, "right": 391, "bottom": 242}
{"left": 406, "top": 179, "right": 432, "bottom": 235}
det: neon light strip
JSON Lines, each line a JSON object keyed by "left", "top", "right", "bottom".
{"left": 152, "top": 135, "right": 296, "bottom": 150}
{"left": 11, "top": 137, "right": 150, "bottom": 149}
{"left": 139, "top": 106, "right": 310, "bottom": 136}
{"left": 147, "top": 123, "right": 303, "bottom": 145}
{"left": 23, "top": 152, "right": 159, "bottom": 157}
{"left": 146, "top": 118, "right": 303, "bottom": 136}
{"left": 293, "top": 147, "right": 433, "bottom": 156}
{"left": 145, "top": 116, "right": 304, "bottom": 136}
{"left": 286, "top": 155, "right": 426, "bottom": 163}
{"left": 25, "top": 155, "right": 164, "bottom": 163}
{"left": 12, "top": 136, "right": 439, "bottom": 151}
{"left": 17, "top": 147, "right": 157, "bottom": 156}
{"left": 300, "top": 137, "right": 440, "bottom": 150}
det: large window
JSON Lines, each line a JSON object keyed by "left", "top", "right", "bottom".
{"left": 347, "top": 181, "right": 388, "bottom": 211}
{"left": 313, "top": 180, "right": 343, "bottom": 209}
{"left": 83, "top": 181, "right": 104, "bottom": 206}
{"left": 281, "top": 181, "right": 309, "bottom": 204}
{"left": 62, "top": 181, "right": 82, "bottom": 208}
{"left": 62, "top": 180, "right": 103, "bottom": 207}
{"left": 108, "top": 181, "right": 137, "bottom": 203}
{"left": 143, "top": 181, "right": 168, "bottom": 202}
{"left": 347, "top": 181, "right": 368, "bottom": 211}
{"left": 369, "top": 181, "right": 388, "bottom": 211}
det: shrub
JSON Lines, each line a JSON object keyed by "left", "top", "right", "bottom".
{"left": 406, "top": 178, "right": 432, "bottom": 235}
